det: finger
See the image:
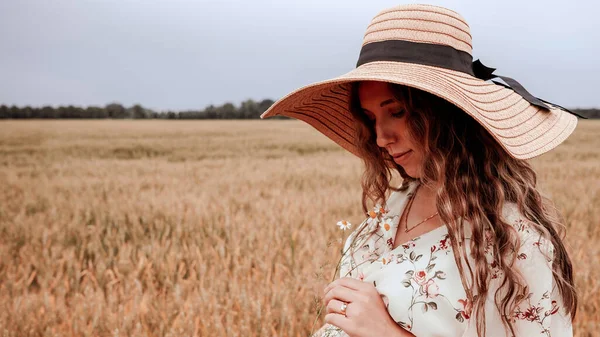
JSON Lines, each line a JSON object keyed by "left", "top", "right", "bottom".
{"left": 324, "top": 312, "right": 350, "bottom": 333}
{"left": 324, "top": 277, "right": 365, "bottom": 295}
{"left": 323, "top": 285, "right": 355, "bottom": 307}
{"left": 325, "top": 298, "right": 347, "bottom": 315}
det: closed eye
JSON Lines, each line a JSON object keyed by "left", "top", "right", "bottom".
{"left": 391, "top": 109, "right": 406, "bottom": 118}
{"left": 361, "top": 107, "right": 405, "bottom": 121}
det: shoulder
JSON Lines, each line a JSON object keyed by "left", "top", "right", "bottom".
{"left": 461, "top": 203, "right": 570, "bottom": 336}
{"left": 466, "top": 202, "right": 555, "bottom": 280}
{"left": 463, "top": 201, "right": 554, "bottom": 257}
{"left": 499, "top": 202, "right": 555, "bottom": 263}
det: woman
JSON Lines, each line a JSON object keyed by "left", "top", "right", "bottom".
{"left": 261, "top": 4, "right": 580, "bottom": 337}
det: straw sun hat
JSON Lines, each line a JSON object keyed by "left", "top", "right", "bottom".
{"left": 260, "top": 4, "right": 585, "bottom": 159}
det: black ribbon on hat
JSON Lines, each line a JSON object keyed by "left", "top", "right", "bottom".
{"left": 356, "top": 40, "right": 587, "bottom": 119}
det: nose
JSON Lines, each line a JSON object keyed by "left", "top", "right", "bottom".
{"left": 375, "top": 120, "right": 396, "bottom": 148}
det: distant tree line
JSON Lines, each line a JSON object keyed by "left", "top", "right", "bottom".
{"left": 0, "top": 99, "right": 283, "bottom": 119}
{"left": 572, "top": 109, "right": 600, "bottom": 119}
{"left": 0, "top": 101, "right": 598, "bottom": 119}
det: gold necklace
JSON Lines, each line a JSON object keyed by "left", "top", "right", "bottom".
{"left": 404, "top": 183, "right": 439, "bottom": 233}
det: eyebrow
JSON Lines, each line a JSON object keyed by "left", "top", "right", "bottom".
{"left": 380, "top": 99, "right": 395, "bottom": 107}
{"left": 360, "top": 98, "right": 398, "bottom": 113}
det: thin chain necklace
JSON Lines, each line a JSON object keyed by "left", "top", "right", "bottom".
{"left": 404, "top": 183, "right": 439, "bottom": 233}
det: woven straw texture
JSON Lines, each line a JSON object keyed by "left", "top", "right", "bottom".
{"left": 261, "top": 4, "right": 578, "bottom": 160}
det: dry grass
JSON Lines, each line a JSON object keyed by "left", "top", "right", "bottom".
{"left": 0, "top": 120, "right": 598, "bottom": 337}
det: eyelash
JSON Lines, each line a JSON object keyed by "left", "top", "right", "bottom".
{"left": 364, "top": 109, "right": 405, "bottom": 121}
{"left": 391, "top": 109, "right": 405, "bottom": 118}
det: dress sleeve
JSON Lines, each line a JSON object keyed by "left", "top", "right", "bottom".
{"left": 461, "top": 217, "right": 573, "bottom": 337}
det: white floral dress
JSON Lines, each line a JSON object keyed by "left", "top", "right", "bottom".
{"left": 315, "top": 180, "right": 573, "bottom": 337}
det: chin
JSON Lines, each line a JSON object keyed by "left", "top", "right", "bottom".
{"left": 401, "top": 166, "right": 415, "bottom": 177}
{"left": 402, "top": 166, "right": 420, "bottom": 179}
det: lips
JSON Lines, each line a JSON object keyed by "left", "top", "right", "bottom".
{"left": 392, "top": 150, "right": 411, "bottom": 159}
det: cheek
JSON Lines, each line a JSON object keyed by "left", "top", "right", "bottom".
{"left": 397, "top": 120, "right": 416, "bottom": 146}
{"left": 401, "top": 127, "right": 424, "bottom": 163}
{"left": 412, "top": 151, "right": 425, "bottom": 167}
{"left": 389, "top": 119, "right": 409, "bottom": 140}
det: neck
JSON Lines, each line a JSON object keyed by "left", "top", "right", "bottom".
{"left": 415, "top": 179, "right": 440, "bottom": 198}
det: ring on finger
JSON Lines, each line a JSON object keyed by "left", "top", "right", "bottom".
{"left": 340, "top": 301, "right": 348, "bottom": 317}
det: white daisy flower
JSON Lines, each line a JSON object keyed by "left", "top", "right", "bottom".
{"left": 373, "top": 204, "right": 388, "bottom": 215}
{"left": 380, "top": 217, "right": 396, "bottom": 238}
{"left": 366, "top": 208, "right": 380, "bottom": 229}
{"left": 336, "top": 220, "right": 352, "bottom": 231}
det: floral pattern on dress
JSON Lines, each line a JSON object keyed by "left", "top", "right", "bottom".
{"left": 313, "top": 181, "right": 572, "bottom": 337}
{"left": 462, "top": 214, "right": 563, "bottom": 337}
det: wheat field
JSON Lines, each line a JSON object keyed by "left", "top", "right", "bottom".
{"left": 0, "top": 120, "right": 598, "bottom": 337}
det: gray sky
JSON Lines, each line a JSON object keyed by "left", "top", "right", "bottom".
{"left": 1, "top": 0, "right": 598, "bottom": 111}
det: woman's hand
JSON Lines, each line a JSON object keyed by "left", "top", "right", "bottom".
{"left": 322, "top": 277, "right": 413, "bottom": 337}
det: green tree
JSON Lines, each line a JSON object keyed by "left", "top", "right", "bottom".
{"left": 40, "top": 106, "right": 56, "bottom": 118}
{"left": 131, "top": 104, "right": 148, "bottom": 119}
{"left": 240, "top": 99, "right": 260, "bottom": 119}
{"left": 258, "top": 99, "right": 274, "bottom": 114}
{"left": 87, "top": 106, "right": 107, "bottom": 118}
{"left": 219, "top": 102, "right": 236, "bottom": 119}
{"left": 106, "top": 103, "right": 127, "bottom": 118}
{"left": 0, "top": 105, "right": 8, "bottom": 118}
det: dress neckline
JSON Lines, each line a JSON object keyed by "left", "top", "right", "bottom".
{"left": 385, "top": 180, "right": 448, "bottom": 254}
{"left": 388, "top": 224, "right": 448, "bottom": 254}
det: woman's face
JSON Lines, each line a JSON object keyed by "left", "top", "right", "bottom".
{"left": 357, "top": 81, "right": 424, "bottom": 178}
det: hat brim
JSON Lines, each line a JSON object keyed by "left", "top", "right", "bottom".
{"left": 261, "top": 61, "right": 578, "bottom": 160}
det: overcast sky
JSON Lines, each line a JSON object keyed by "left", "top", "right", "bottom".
{"left": 1, "top": 0, "right": 598, "bottom": 111}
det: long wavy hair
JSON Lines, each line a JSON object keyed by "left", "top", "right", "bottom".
{"left": 345, "top": 81, "right": 577, "bottom": 337}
